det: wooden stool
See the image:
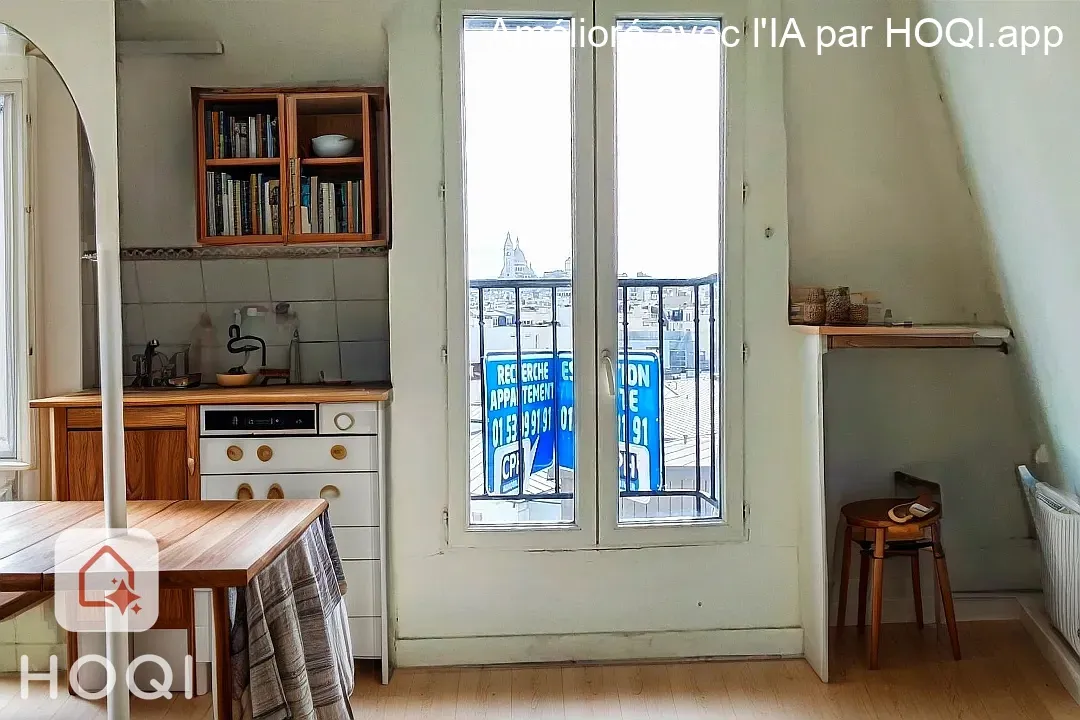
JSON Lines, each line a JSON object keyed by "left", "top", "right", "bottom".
{"left": 836, "top": 498, "right": 961, "bottom": 669}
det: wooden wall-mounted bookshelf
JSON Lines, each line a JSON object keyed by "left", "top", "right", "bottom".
{"left": 193, "top": 86, "right": 387, "bottom": 247}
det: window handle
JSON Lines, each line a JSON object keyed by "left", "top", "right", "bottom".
{"left": 600, "top": 350, "right": 616, "bottom": 398}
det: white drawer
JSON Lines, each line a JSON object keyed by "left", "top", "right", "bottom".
{"left": 201, "top": 436, "right": 376, "bottom": 474}
{"left": 201, "top": 473, "right": 379, "bottom": 527}
{"left": 335, "top": 526, "right": 380, "bottom": 560}
{"left": 342, "top": 560, "right": 381, "bottom": 617}
{"left": 319, "top": 403, "right": 379, "bottom": 435}
{"left": 349, "top": 616, "right": 382, "bottom": 659}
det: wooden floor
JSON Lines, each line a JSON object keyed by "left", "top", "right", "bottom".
{"left": 0, "top": 621, "right": 1077, "bottom": 718}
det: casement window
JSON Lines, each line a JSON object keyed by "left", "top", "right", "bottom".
{"left": 443, "top": 0, "right": 745, "bottom": 547}
{"left": 0, "top": 79, "right": 30, "bottom": 465}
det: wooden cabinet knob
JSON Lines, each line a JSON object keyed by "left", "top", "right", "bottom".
{"left": 267, "top": 483, "right": 284, "bottom": 500}
{"left": 330, "top": 444, "right": 347, "bottom": 460}
{"left": 257, "top": 444, "right": 274, "bottom": 462}
{"left": 333, "top": 412, "right": 355, "bottom": 431}
{"left": 236, "top": 483, "right": 253, "bottom": 500}
{"left": 227, "top": 445, "right": 243, "bottom": 462}
{"left": 320, "top": 485, "right": 341, "bottom": 500}
{"left": 187, "top": 457, "right": 196, "bottom": 475}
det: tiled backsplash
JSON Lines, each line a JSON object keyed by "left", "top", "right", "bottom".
{"left": 84, "top": 255, "right": 390, "bottom": 386}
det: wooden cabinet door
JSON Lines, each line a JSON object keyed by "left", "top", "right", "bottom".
{"left": 65, "top": 428, "right": 192, "bottom": 629}
{"left": 66, "top": 429, "right": 188, "bottom": 501}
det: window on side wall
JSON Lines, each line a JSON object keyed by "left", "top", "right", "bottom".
{"left": 0, "top": 82, "right": 31, "bottom": 467}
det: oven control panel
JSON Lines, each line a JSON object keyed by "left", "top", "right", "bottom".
{"left": 201, "top": 404, "right": 317, "bottom": 436}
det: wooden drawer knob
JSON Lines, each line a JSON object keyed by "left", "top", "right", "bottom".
{"left": 257, "top": 445, "right": 273, "bottom": 462}
{"left": 320, "top": 485, "right": 341, "bottom": 500}
{"left": 226, "top": 445, "right": 243, "bottom": 462}
{"left": 236, "top": 483, "right": 253, "bottom": 500}
{"left": 333, "top": 412, "right": 355, "bottom": 431}
{"left": 330, "top": 444, "right": 348, "bottom": 460}
{"left": 267, "top": 483, "right": 284, "bottom": 500}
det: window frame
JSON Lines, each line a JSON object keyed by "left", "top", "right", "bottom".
{"left": 442, "top": 0, "right": 599, "bottom": 550}
{"left": 594, "top": 0, "right": 746, "bottom": 546}
{"left": 442, "top": 0, "right": 748, "bottom": 549}
{"left": 0, "top": 74, "right": 31, "bottom": 468}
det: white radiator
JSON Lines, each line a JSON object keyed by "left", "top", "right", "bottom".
{"left": 1020, "top": 465, "right": 1080, "bottom": 658}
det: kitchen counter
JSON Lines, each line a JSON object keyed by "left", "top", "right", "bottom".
{"left": 30, "top": 383, "right": 392, "bottom": 408}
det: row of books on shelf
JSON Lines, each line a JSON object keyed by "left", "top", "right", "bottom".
{"left": 205, "top": 172, "right": 281, "bottom": 237}
{"left": 204, "top": 111, "right": 278, "bottom": 159}
{"left": 299, "top": 176, "right": 364, "bottom": 234}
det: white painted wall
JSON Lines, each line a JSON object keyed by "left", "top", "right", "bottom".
{"left": 926, "top": 0, "right": 1080, "bottom": 498}
{"left": 116, "top": 0, "right": 394, "bottom": 248}
{"left": 785, "top": 0, "right": 1039, "bottom": 598}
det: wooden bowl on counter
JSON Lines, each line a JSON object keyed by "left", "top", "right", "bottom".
{"left": 216, "top": 372, "right": 258, "bottom": 387}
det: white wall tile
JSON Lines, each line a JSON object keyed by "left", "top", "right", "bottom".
{"left": 336, "top": 300, "right": 390, "bottom": 342}
{"left": 269, "top": 258, "right": 335, "bottom": 301}
{"left": 124, "top": 345, "right": 142, "bottom": 376}
{"left": 264, "top": 345, "right": 290, "bottom": 369}
{"left": 201, "top": 260, "right": 269, "bottom": 303}
{"left": 299, "top": 342, "right": 341, "bottom": 384}
{"left": 340, "top": 341, "right": 390, "bottom": 382}
{"left": 83, "top": 306, "right": 100, "bottom": 386}
{"left": 122, "top": 304, "right": 146, "bottom": 346}
{"left": 333, "top": 257, "right": 388, "bottom": 300}
{"left": 135, "top": 260, "right": 204, "bottom": 303}
{"left": 120, "top": 261, "right": 140, "bottom": 303}
{"left": 142, "top": 303, "right": 207, "bottom": 345}
{"left": 291, "top": 301, "right": 338, "bottom": 342}
{"left": 205, "top": 303, "right": 245, "bottom": 346}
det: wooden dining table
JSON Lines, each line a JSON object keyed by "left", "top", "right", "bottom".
{"left": 0, "top": 499, "right": 329, "bottom": 720}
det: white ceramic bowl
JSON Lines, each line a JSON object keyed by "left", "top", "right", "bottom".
{"left": 311, "top": 134, "right": 357, "bottom": 158}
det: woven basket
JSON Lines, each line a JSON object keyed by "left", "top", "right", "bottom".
{"left": 825, "top": 287, "right": 851, "bottom": 324}
{"left": 849, "top": 303, "right": 869, "bottom": 325}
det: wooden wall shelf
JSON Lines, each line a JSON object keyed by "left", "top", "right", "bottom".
{"left": 791, "top": 324, "right": 1012, "bottom": 352}
{"left": 193, "top": 86, "right": 387, "bottom": 247}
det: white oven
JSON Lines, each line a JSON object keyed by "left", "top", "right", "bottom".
{"left": 196, "top": 402, "right": 389, "bottom": 683}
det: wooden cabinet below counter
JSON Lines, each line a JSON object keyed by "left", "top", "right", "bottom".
{"left": 49, "top": 405, "right": 199, "bottom": 503}
{"left": 45, "top": 405, "right": 198, "bottom": 633}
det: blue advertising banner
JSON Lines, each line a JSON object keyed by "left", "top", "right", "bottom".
{"left": 483, "top": 352, "right": 558, "bottom": 494}
{"left": 554, "top": 351, "right": 662, "bottom": 492}
{"left": 483, "top": 350, "right": 662, "bottom": 495}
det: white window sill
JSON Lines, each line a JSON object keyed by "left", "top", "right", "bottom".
{"left": 0, "top": 460, "right": 31, "bottom": 471}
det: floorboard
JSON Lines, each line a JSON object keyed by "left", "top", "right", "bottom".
{"left": 0, "top": 621, "right": 1076, "bottom": 718}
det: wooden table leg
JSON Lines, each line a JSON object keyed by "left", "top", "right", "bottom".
{"left": 212, "top": 588, "right": 233, "bottom": 720}
{"left": 931, "top": 522, "right": 961, "bottom": 660}
{"left": 869, "top": 529, "right": 885, "bottom": 670}
{"left": 836, "top": 524, "right": 853, "bottom": 632}
{"left": 911, "top": 553, "right": 924, "bottom": 629}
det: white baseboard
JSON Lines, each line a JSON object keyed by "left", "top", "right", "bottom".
{"left": 395, "top": 627, "right": 803, "bottom": 668}
{"left": 831, "top": 589, "right": 1024, "bottom": 626}
{"left": 1018, "top": 596, "right": 1080, "bottom": 706}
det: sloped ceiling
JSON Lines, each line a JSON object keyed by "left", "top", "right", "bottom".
{"left": 927, "top": 0, "right": 1080, "bottom": 492}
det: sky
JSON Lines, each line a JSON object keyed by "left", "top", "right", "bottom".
{"left": 462, "top": 18, "right": 725, "bottom": 281}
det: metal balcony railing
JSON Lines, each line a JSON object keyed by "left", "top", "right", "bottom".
{"left": 467, "top": 275, "right": 721, "bottom": 519}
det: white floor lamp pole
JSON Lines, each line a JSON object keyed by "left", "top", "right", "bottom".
{"left": 96, "top": 236, "right": 129, "bottom": 720}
